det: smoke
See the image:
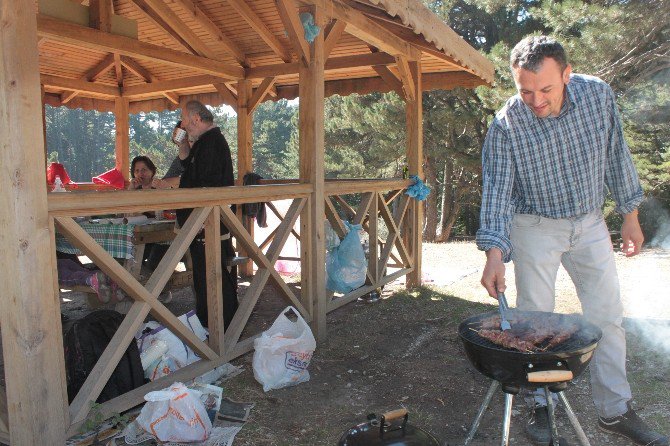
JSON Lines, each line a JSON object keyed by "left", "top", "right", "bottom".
{"left": 641, "top": 197, "right": 670, "bottom": 250}
{"left": 621, "top": 252, "right": 670, "bottom": 359}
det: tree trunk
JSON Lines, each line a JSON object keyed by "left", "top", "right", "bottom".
{"left": 423, "top": 155, "right": 439, "bottom": 242}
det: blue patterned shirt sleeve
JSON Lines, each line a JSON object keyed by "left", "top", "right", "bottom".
{"left": 604, "top": 87, "right": 644, "bottom": 214}
{"left": 475, "top": 118, "right": 515, "bottom": 262}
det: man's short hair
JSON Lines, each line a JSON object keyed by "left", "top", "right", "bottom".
{"left": 510, "top": 35, "right": 568, "bottom": 73}
{"left": 184, "top": 100, "right": 214, "bottom": 123}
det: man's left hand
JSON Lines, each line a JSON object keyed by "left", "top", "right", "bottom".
{"left": 621, "top": 210, "right": 643, "bottom": 257}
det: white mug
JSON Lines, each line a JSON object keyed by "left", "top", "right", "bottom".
{"left": 173, "top": 128, "right": 187, "bottom": 144}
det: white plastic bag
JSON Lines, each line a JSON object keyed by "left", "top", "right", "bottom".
{"left": 136, "top": 382, "right": 212, "bottom": 443}
{"left": 252, "top": 306, "right": 316, "bottom": 392}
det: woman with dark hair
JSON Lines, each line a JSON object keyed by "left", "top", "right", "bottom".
{"left": 128, "top": 155, "right": 157, "bottom": 190}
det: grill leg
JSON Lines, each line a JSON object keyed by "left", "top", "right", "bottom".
{"left": 545, "top": 386, "right": 561, "bottom": 445}
{"left": 464, "top": 380, "right": 499, "bottom": 446}
{"left": 557, "top": 391, "right": 592, "bottom": 446}
{"left": 501, "top": 392, "right": 514, "bottom": 446}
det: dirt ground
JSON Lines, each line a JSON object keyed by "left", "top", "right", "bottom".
{"left": 52, "top": 242, "right": 670, "bottom": 445}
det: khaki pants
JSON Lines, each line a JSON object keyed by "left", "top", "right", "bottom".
{"left": 511, "top": 210, "right": 631, "bottom": 418}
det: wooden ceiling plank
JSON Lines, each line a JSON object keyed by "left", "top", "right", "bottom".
{"left": 41, "top": 74, "right": 120, "bottom": 97}
{"left": 247, "top": 76, "right": 276, "bottom": 114}
{"left": 298, "top": 0, "right": 421, "bottom": 60}
{"left": 170, "top": 0, "right": 248, "bottom": 66}
{"left": 89, "top": 0, "right": 112, "bottom": 32}
{"left": 227, "top": 0, "right": 291, "bottom": 62}
{"left": 129, "top": 0, "right": 197, "bottom": 54}
{"left": 141, "top": 0, "right": 218, "bottom": 59}
{"left": 213, "top": 83, "right": 238, "bottom": 108}
{"left": 37, "top": 15, "right": 244, "bottom": 80}
{"left": 324, "top": 19, "right": 346, "bottom": 59}
{"left": 394, "top": 55, "right": 415, "bottom": 101}
{"left": 85, "top": 54, "right": 116, "bottom": 81}
{"left": 276, "top": 0, "right": 310, "bottom": 65}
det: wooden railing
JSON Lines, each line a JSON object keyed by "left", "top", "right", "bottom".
{"left": 42, "top": 178, "right": 417, "bottom": 435}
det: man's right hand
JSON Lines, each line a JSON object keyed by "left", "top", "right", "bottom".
{"left": 481, "top": 248, "right": 506, "bottom": 298}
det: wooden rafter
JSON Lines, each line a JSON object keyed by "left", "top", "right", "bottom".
{"left": 298, "top": 0, "right": 421, "bottom": 60}
{"left": 141, "top": 0, "right": 218, "bottom": 59}
{"left": 227, "top": 0, "right": 291, "bottom": 62}
{"left": 121, "top": 56, "right": 179, "bottom": 104}
{"left": 248, "top": 76, "right": 276, "bottom": 114}
{"left": 60, "top": 90, "right": 80, "bottom": 104}
{"left": 85, "top": 54, "right": 116, "bottom": 81}
{"left": 324, "top": 19, "right": 347, "bottom": 58}
{"left": 129, "top": 0, "right": 198, "bottom": 54}
{"left": 170, "top": 0, "right": 248, "bottom": 65}
{"left": 372, "top": 64, "right": 404, "bottom": 98}
{"left": 37, "top": 16, "right": 244, "bottom": 80}
{"left": 276, "top": 0, "right": 310, "bottom": 65}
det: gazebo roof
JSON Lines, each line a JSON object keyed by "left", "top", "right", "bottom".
{"left": 38, "top": 0, "right": 494, "bottom": 113}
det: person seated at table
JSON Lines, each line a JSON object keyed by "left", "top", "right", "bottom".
{"left": 128, "top": 155, "right": 157, "bottom": 190}
{"left": 57, "top": 259, "right": 120, "bottom": 304}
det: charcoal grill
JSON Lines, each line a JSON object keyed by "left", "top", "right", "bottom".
{"left": 459, "top": 311, "right": 602, "bottom": 446}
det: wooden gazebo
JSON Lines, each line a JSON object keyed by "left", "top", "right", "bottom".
{"left": 0, "top": 0, "right": 493, "bottom": 444}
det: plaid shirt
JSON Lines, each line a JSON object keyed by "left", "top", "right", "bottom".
{"left": 476, "top": 74, "right": 643, "bottom": 262}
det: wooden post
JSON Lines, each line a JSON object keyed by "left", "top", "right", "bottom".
{"left": 0, "top": 1, "right": 69, "bottom": 444}
{"left": 405, "top": 61, "right": 423, "bottom": 288}
{"left": 299, "top": 5, "right": 326, "bottom": 340}
{"left": 236, "top": 79, "right": 254, "bottom": 276}
{"left": 115, "top": 97, "right": 130, "bottom": 180}
{"left": 204, "top": 207, "right": 225, "bottom": 354}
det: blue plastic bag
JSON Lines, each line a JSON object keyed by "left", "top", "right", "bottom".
{"left": 326, "top": 222, "right": 367, "bottom": 293}
{"left": 405, "top": 175, "right": 430, "bottom": 201}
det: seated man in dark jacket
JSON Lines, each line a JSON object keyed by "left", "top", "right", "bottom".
{"left": 174, "top": 100, "right": 238, "bottom": 329}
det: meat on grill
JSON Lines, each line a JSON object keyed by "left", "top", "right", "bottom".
{"left": 473, "top": 313, "right": 579, "bottom": 352}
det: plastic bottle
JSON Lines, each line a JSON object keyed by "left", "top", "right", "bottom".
{"left": 52, "top": 175, "right": 67, "bottom": 192}
{"left": 140, "top": 339, "right": 169, "bottom": 370}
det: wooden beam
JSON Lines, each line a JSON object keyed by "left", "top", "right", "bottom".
{"left": 213, "top": 83, "right": 238, "bottom": 108}
{"left": 60, "top": 90, "right": 80, "bottom": 104}
{"left": 204, "top": 207, "right": 225, "bottom": 354}
{"left": 324, "top": 19, "right": 346, "bottom": 58}
{"left": 170, "top": 0, "right": 248, "bottom": 65}
{"left": 237, "top": 79, "right": 254, "bottom": 276}
{"left": 0, "top": 1, "right": 69, "bottom": 443}
{"left": 142, "top": 0, "right": 218, "bottom": 59}
{"left": 89, "top": 0, "right": 112, "bottom": 32}
{"left": 276, "top": 0, "right": 310, "bottom": 65}
{"left": 248, "top": 77, "right": 276, "bottom": 114}
{"left": 113, "top": 53, "right": 124, "bottom": 87}
{"left": 121, "top": 56, "right": 180, "bottom": 104}
{"left": 129, "top": 0, "right": 196, "bottom": 54}
{"left": 85, "top": 54, "right": 116, "bottom": 81}
{"left": 299, "top": 0, "right": 421, "bottom": 60}
{"left": 405, "top": 61, "right": 422, "bottom": 287}
{"left": 299, "top": 5, "right": 326, "bottom": 341}
{"left": 395, "top": 56, "right": 415, "bottom": 101}
{"left": 246, "top": 51, "right": 394, "bottom": 78}
{"left": 40, "top": 74, "right": 120, "bottom": 97}
{"left": 123, "top": 74, "right": 222, "bottom": 97}
{"left": 115, "top": 97, "right": 130, "bottom": 180}
{"left": 227, "top": 0, "right": 291, "bottom": 62}
{"left": 37, "top": 15, "right": 244, "bottom": 80}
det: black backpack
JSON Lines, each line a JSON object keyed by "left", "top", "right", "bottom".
{"left": 64, "top": 310, "right": 146, "bottom": 403}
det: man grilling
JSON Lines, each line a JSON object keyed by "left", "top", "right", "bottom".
{"left": 476, "top": 36, "right": 668, "bottom": 446}
{"left": 175, "top": 100, "right": 238, "bottom": 330}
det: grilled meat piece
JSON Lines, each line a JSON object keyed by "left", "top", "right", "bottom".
{"left": 474, "top": 313, "right": 580, "bottom": 352}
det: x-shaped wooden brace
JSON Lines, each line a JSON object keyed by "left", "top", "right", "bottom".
{"left": 55, "top": 207, "right": 217, "bottom": 425}
{"left": 220, "top": 198, "right": 309, "bottom": 352}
